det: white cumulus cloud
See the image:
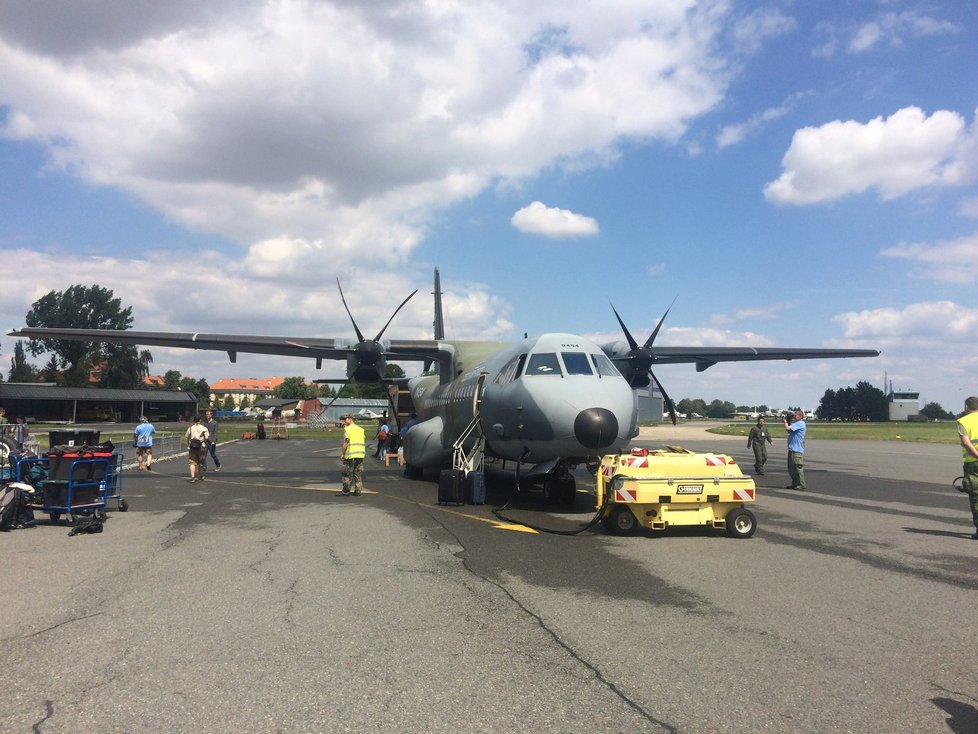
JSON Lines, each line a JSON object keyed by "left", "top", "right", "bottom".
{"left": 849, "top": 11, "right": 958, "bottom": 54}
{"left": 765, "top": 106, "right": 978, "bottom": 205}
{"left": 0, "top": 0, "right": 731, "bottom": 259}
{"left": 834, "top": 301, "right": 978, "bottom": 343}
{"left": 880, "top": 231, "right": 978, "bottom": 284}
{"left": 510, "top": 201, "right": 599, "bottom": 238}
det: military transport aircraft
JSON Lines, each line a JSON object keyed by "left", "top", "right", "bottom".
{"left": 8, "top": 269, "right": 879, "bottom": 502}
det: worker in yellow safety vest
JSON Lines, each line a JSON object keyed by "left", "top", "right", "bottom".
{"left": 956, "top": 396, "right": 978, "bottom": 539}
{"left": 340, "top": 413, "right": 366, "bottom": 496}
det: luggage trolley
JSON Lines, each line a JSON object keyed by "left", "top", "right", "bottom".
{"left": 16, "top": 451, "right": 128, "bottom": 525}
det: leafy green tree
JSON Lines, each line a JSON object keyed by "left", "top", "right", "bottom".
{"left": 852, "top": 381, "right": 887, "bottom": 421}
{"left": 163, "top": 370, "right": 183, "bottom": 391}
{"left": 317, "top": 384, "right": 337, "bottom": 398}
{"left": 706, "top": 399, "right": 736, "bottom": 418}
{"left": 97, "top": 345, "right": 153, "bottom": 389}
{"left": 817, "top": 382, "right": 887, "bottom": 421}
{"left": 39, "top": 355, "right": 61, "bottom": 383}
{"left": 275, "top": 376, "right": 314, "bottom": 400}
{"left": 239, "top": 396, "right": 251, "bottom": 409}
{"left": 24, "top": 284, "right": 147, "bottom": 387}
{"left": 678, "top": 398, "right": 707, "bottom": 416}
{"left": 9, "top": 341, "right": 39, "bottom": 382}
{"left": 222, "top": 394, "right": 235, "bottom": 410}
{"left": 919, "top": 402, "right": 952, "bottom": 420}
{"left": 177, "top": 377, "right": 210, "bottom": 410}
{"left": 337, "top": 382, "right": 364, "bottom": 398}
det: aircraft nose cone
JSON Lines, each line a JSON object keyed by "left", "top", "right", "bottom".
{"left": 574, "top": 407, "right": 619, "bottom": 450}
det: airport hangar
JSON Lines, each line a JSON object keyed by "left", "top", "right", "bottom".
{"left": 0, "top": 383, "right": 199, "bottom": 424}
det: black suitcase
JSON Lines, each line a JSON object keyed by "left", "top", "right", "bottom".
{"left": 437, "top": 469, "right": 464, "bottom": 506}
{"left": 465, "top": 471, "right": 486, "bottom": 505}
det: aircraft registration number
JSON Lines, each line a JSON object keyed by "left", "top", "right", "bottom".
{"left": 675, "top": 484, "right": 704, "bottom": 494}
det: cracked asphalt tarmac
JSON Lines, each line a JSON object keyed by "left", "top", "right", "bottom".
{"left": 2, "top": 428, "right": 977, "bottom": 733}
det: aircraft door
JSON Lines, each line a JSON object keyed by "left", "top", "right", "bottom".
{"left": 473, "top": 372, "right": 487, "bottom": 416}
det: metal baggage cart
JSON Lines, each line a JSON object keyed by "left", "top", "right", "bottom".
{"left": 15, "top": 452, "right": 128, "bottom": 525}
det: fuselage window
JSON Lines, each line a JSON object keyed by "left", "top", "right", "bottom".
{"left": 561, "top": 352, "right": 593, "bottom": 375}
{"left": 591, "top": 353, "right": 622, "bottom": 378}
{"left": 525, "top": 352, "right": 561, "bottom": 376}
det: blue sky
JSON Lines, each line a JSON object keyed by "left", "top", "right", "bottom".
{"left": 1, "top": 0, "right": 977, "bottom": 412}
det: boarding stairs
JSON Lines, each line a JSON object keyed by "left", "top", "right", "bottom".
{"left": 452, "top": 412, "right": 485, "bottom": 475}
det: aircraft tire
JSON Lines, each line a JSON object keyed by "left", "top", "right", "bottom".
{"left": 544, "top": 473, "right": 576, "bottom": 505}
{"left": 604, "top": 505, "right": 639, "bottom": 535}
{"left": 725, "top": 508, "right": 757, "bottom": 539}
{"left": 403, "top": 462, "right": 423, "bottom": 480}
{"left": 0, "top": 437, "right": 15, "bottom": 466}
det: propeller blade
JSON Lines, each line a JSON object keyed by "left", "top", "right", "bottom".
{"left": 373, "top": 289, "right": 418, "bottom": 342}
{"left": 336, "top": 279, "right": 366, "bottom": 343}
{"left": 649, "top": 369, "right": 678, "bottom": 425}
{"left": 643, "top": 297, "right": 677, "bottom": 349}
{"left": 610, "top": 304, "right": 639, "bottom": 351}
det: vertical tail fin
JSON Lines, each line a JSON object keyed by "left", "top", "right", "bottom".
{"left": 424, "top": 267, "right": 445, "bottom": 373}
{"left": 433, "top": 267, "right": 445, "bottom": 341}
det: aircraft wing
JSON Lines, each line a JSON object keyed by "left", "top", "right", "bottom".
{"left": 6, "top": 327, "right": 446, "bottom": 364}
{"left": 646, "top": 346, "right": 880, "bottom": 372}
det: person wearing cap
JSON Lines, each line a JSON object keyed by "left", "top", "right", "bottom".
{"left": 747, "top": 416, "right": 773, "bottom": 475}
{"left": 134, "top": 416, "right": 156, "bottom": 471}
{"left": 339, "top": 413, "right": 366, "bottom": 496}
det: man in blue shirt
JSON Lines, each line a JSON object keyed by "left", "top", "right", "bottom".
{"left": 134, "top": 416, "right": 155, "bottom": 471}
{"left": 783, "top": 409, "right": 807, "bottom": 490}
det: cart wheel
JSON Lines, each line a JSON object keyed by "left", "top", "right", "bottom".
{"left": 725, "top": 508, "right": 757, "bottom": 539}
{"left": 49, "top": 513, "right": 62, "bottom": 524}
{"left": 119, "top": 499, "right": 129, "bottom": 512}
{"left": 604, "top": 505, "right": 639, "bottom": 536}
{"left": 96, "top": 509, "right": 108, "bottom": 521}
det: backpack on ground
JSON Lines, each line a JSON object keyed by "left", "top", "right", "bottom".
{"left": 68, "top": 513, "right": 104, "bottom": 536}
{"left": 0, "top": 482, "right": 36, "bottom": 530}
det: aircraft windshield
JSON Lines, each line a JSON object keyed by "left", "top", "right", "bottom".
{"left": 561, "top": 352, "right": 592, "bottom": 375}
{"left": 591, "top": 353, "right": 621, "bottom": 377}
{"left": 493, "top": 353, "right": 526, "bottom": 385}
{"left": 525, "top": 352, "right": 561, "bottom": 376}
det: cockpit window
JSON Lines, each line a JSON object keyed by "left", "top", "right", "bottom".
{"left": 493, "top": 353, "right": 527, "bottom": 385}
{"left": 525, "top": 352, "right": 561, "bottom": 376}
{"left": 591, "top": 353, "right": 622, "bottom": 378}
{"left": 561, "top": 352, "right": 592, "bottom": 375}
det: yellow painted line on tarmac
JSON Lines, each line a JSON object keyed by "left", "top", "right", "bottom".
{"left": 158, "top": 471, "right": 538, "bottom": 534}
{"left": 293, "top": 483, "right": 539, "bottom": 534}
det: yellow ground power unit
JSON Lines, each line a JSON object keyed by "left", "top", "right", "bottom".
{"left": 596, "top": 447, "right": 757, "bottom": 538}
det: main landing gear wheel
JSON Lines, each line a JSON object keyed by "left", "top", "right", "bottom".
{"left": 403, "top": 462, "right": 423, "bottom": 480}
{"left": 544, "top": 473, "right": 576, "bottom": 506}
{"left": 725, "top": 508, "right": 757, "bottom": 539}
{"left": 602, "top": 505, "right": 639, "bottom": 535}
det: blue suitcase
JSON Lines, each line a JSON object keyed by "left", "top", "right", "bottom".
{"left": 465, "top": 471, "right": 486, "bottom": 505}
